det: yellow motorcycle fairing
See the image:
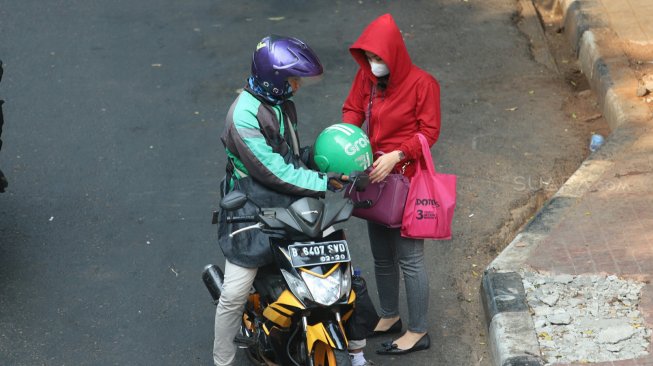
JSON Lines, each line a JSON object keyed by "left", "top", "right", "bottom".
{"left": 341, "top": 290, "right": 356, "bottom": 322}
{"left": 262, "top": 289, "right": 304, "bottom": 328}
{"left": 298, "top": 262, "right": 340, "bottom": 278}
{"left": 262, "top": 263, "right": 356, "bottom": 328}
{"left": 260, "top": 262, "right": 356, "bottom": 356}
{"left": 305, "top": 319, "right": 350, "bottom": 358}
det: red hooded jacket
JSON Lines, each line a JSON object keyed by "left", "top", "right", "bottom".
{"left": 342, "top": 14, "right": 441, "bottom": 178}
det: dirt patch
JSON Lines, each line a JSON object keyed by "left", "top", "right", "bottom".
{"left": 622, "top": 43, "right": 653, "bottom": 64}
{"left": 536, "top": 5, "right": 612, "bottom": 138}
{"left": 562, "top": 90, "right": 611, "bottom": 137}
{"left": 623, "top": 44, "right": 653, "bottom": 80}
{"left": 624, "top": 43, "right": 653, "bottom": 111}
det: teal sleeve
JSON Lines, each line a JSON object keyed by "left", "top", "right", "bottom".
{"left": 230, "top": 100, "right": 327, "bottom": 196}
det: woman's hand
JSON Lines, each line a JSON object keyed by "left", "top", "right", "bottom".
{"left": 369, "top": 150, "right": 402, "bottom": 183}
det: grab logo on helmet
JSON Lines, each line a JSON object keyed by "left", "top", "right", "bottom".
{"left": 344, "top": 138, "right": 370, "bottom": 156}
{"left": 325, "top": 124, "right": 370, "bottom": 156}
{"left": 313, "top": 123, "right": 373, "bottom": 175}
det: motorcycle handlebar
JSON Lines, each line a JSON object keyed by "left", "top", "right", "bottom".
{"left": 226, "top": 215, "right": 257, "bottom": 224}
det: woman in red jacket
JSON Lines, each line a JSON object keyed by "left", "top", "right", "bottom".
{"left": 342, "top": 13, "right": 441, "bottom": 355}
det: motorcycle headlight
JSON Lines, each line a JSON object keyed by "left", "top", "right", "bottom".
{"left": 281, "top": 269, "right": 313, "bottom": 304}
{"left": 301, "top": 268, "right": 347, "bottom": 306}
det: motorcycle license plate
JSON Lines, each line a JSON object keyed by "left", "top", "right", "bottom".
{"left": 288, "top": 240, "right": 351, "bottom": 268}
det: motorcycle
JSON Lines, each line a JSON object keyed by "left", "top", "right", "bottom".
{"left": 203, "top": 175, "right": 369, "bottom": 366}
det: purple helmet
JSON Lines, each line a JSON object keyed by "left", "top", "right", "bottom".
{"left": 251, "top": 35, "right": 323, "bottom": 97}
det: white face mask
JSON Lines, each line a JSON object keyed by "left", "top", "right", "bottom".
{"left": 369, "top": 60, "right": 390, "bottom": 77}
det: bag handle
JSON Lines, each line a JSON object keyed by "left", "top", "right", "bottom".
{"left": 416, "top": 133, "right": 436, "bottom": 176}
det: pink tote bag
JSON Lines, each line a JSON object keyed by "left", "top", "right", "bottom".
{"left": 401, "top": 134, "right": 457, "bottom": 240}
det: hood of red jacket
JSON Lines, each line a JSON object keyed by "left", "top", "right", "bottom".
{"left": 349, "top": 14, "right": 412, "bottom": 86}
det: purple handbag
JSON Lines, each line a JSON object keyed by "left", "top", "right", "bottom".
{"left": 344, "top": 173, "right": 410, "bottom": 228}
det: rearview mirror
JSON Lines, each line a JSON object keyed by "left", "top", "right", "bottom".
{"left": 220, "top": 191, "right": 248, "bottom": 211}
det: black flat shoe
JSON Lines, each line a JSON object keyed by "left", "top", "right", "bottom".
{"left": 376, "top": 333, "right": 430, "bottom": 355}
{"left": 371, "top": 318, "right": 402, "bottom": 337}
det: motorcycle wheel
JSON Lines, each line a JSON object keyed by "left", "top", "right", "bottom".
{"left": 311, "top": 342, "right": 352, "bottom": 366}
{"left": 330, "top": 349, "right": 352, "bottom": 366}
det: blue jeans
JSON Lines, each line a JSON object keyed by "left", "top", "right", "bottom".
{"left": 367, "top": 222, "right": 429, "bottom": 333}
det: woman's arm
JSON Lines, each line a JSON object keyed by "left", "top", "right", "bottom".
{"left": 342, "top": 70, "right": 368, "bottom": 127}
{"left": 398, "top": 76, "right": 441, "bottom": 160}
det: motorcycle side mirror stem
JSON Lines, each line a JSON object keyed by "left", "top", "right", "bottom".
{"left": 350, "top": 171, "right": 370, "bottom": 191}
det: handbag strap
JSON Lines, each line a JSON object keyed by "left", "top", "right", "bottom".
{"left": 416, "top": 133, "right": 437, "bottom": 176}
{"left": 362, "top": 83, "right": 376, "bottom": 135}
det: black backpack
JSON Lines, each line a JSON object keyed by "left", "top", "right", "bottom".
{"left": 346, "top": 273, "right": 380, "bottom": 341}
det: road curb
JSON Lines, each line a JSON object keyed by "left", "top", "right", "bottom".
{"left": 558, "top": 1, "right": 651, "bottom": 129}
{"left": 481, "top": 1, "right": 651, "bottom": 365}
{"left": 577, "top": 29, "right": 651, "bottom": 130}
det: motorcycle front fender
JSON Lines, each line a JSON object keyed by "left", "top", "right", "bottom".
{"left": 305, "top": 319, "right": 348, "bottom": 353}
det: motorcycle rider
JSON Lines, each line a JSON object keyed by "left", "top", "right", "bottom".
{"left": 214, "top": 35, "right": 370, "bottom": 366}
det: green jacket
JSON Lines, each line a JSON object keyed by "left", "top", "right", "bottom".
{"left": 218, "top": 88, "right": 327, "bottom": 267}
{"left": 221, "top": 88, "right": 327, "bottom": 195}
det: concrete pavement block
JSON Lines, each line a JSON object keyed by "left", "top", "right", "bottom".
{"left": 481, "top": 271, "right": 529, "bottom": 323}
{"left": 489, "top": 312, "right": 543, "bottom": 366}
{"left": 481, "top": 270, "right": 544, "bottom": 366}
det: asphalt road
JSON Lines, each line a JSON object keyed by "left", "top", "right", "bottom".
{"left": 0, "top": 1, "right": 602, "bottom": 365}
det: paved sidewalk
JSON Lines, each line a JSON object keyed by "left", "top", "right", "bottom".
{"left": 597, "top": 0, "right": 653, "bottom": 45}
{"left": 482, "top": 0, "right": 653, "bottom": 365}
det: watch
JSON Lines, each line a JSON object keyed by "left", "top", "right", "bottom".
{"left": 397, "top": 150, "right": 405, "bottom": 161}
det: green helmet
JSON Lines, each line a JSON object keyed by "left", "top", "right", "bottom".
{"left": 313, "top": 123, "right": 373, "bottom": 175}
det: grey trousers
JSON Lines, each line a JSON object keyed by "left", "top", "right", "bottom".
{"left": 213, "top": 260, "right": 258, "bottom": 366}
{"left": 367, "top": 221, "right": 429, "bottom": 333}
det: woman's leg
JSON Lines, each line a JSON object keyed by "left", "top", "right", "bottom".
{"left": 395, "top": 235, "right": 429, "bottom": 333}
{"left": 213, "top": 260, "right": 258, "bottom": 366}
{"left": 380, "top": 233, "right": 429, "bottom": 350}
{"left": 367, "top": 221, "right": 400, "bottom": 319}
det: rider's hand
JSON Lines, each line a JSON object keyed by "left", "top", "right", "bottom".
{"left": 327, "top": 172, "right": 349, "bottom": 192}
{"left": 369, "top": 151, "right": 402, "bottom": 183}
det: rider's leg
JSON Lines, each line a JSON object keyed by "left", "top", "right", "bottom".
{"left": 213, "top": 260, "right": 258, "bottom": 366}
